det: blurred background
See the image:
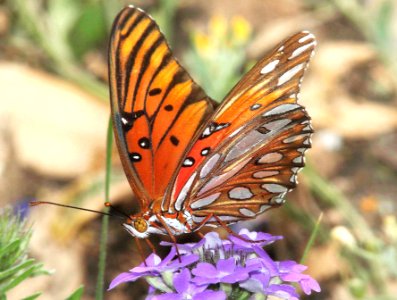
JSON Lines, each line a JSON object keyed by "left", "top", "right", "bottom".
{"left": 0, "top": 0, "right": 396, "bottom": 299}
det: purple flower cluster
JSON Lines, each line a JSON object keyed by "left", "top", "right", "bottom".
{"left": 109, "top": 229, "right": 320, "bottom": 299}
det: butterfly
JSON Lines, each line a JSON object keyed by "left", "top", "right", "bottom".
{"left": 108, "top": 5, "right": 316, "bottom": 241}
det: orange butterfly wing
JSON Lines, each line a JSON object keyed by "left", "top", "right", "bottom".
{"left": 163, "top": 32, "right": 316, "bottom": 224}
{"left": 109, "top": 6, "right": 214, "bottom": 208}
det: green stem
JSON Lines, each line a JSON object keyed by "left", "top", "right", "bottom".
{"left": 300, "top": 212, "right": 323, "bottom": 264}
{"left": 95, "top": 117, "right": 113, "bottom": 300}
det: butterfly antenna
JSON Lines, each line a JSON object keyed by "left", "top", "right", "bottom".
{"left": 104, "top": 202, "right": 132, "bottom": 220}
{"left": 30, "top": 201, "right": 123, "bottom": 219}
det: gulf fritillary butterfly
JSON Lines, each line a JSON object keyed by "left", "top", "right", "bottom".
{"left": 109, "top": 6, "right": 316, "bottom": 241}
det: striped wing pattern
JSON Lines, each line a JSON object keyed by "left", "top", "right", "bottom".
{"left": 109, "top": 6, "right": 214, "bottom": 207}
{"left": 166, "top": 32, "right": 316, "bottom": 226}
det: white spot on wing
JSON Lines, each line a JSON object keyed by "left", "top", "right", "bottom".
{"left": 283, "top": 133, "right": 310, "bottom": 144}
{"left": 198, "top": 158, "right": 250, "bottom": 195}
{"left": 218, "top": 216, "right": 240, "bottom": 222}
{"left": 263, "top": 104, "right": 300, "bottom": 117}
{"left": 293, "top": 156, "right": 303, "bottom": 164}
{"left": 190, "top": 193, "right": 221, "bottom": 209}
{"left": 225, "top": 130, "right": 266, "bottom": 162}
{"left": 200, "top": 154, "right": 221, "bottom": 178}
{"left": 299, "top": 32, "right": 315, "bottom": 43}
{"left": 278, "top": 63, "right": 305, "bottom": 86}
{"left": 239, "top": 208, "right": 256, "bottom": 217}
{"left": 297, "top": 148, "right": 306, "bottom": 153}
{"left": 258, "top": 152, "right": 283, "bottom": 164}
{"left": 290, "top": 174, "right": 297, "bottom": 183}
{"left": 260, "top": 59, "right": 280, "bottom": 74}
{"left": 263, "top": 119, "right": 291, "bottom": 131}
{"left": 253, "top": 170, "right": 279, "bottom": 179}
{"left": 262, "top": 184, "right": 288, "bottom": 193}
{"left": 273, "top": 197, "right": 285, "bottom": 204}
{"left": 121, "top": 117, "right": 128, "bottom": 125}
{"left": 228, "top": 187, "right": 253, "bottom": 200}
{"left": 229, "top": 126, "right": 244, "bottom": 138}
{"left": 162, "top": 216, "right": 188, "bottom": 234}
{"left": 259, "top": 205, "right": 271, "bottom": 213}
{"left": 192, "top": 215, "right": 206, "bottom": 223}
{"left": 288, "top": 42, "right": 315, "bottom": 60}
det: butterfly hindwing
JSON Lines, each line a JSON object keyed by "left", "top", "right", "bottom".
{"left": 109, "top": 6, "right": 214, "bottom": 207}
{"left": 165, "top": 31, "right": 316, "bottom": 225}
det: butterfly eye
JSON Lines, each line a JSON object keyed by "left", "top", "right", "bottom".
{"left": 134, "top": 217, "right": 148, "bottom": 233}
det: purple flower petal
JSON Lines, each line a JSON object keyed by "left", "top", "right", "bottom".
{"left": 299, "top": 274, "right": 321, "bottom": 294}
{"left": 222, "top": 271, "right": 249, "bottom": 283}
{"left": 279, "top": 260, "right": 307, "bottom": 274}
{"left": 173, "top": 269, "right": 190, "bottom": 294}
{"left": 194, "top": 290, "right": 226, "bottom": 300}
{"left": 228, "top": 229, "right": 283, "bottom": 250}
{"left": 161, "top": 247, "right": 177, "bottom": 265}
{"left": 251, "top": 246, "right": 279, "bottom": 276}
{"left": 267, "top": 283, "right": 300, "bottom": 300}
{"left": 216, "top": 257, "right": 236, "bottom": 273}
{"left": 108, "top": 271, "right": 141, "bottom": 290}
{"left": 110, "top": 227, "right": 320, "bottom": 298}
{"left": 165, "top": 254, "right": 199, "bottom": 271}
{"left": 147, "top": 294, "right": 182, "bottom": 300}
{"left": 203, "top": 232, "right": 223, "bottom": 248}
{"left": 240, "top": 275, "right": 265, "bottom": 293}
{"left": 192, "top": 262, "right": 219, "bottom": 277}
{"left": 160, "top": 238, "right": 206, "bottom": 254}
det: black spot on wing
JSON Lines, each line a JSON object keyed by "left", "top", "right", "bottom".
{"left": 129, "top": 152, "right": 142, "bottom": 162}
{"left": 149, "top": 88, "right": 162, "bottom": 96}
{"left": 170, "top": 135, "right": 179, "bottom": 146}
{"left": 138, "top": 137, "right": 151, "bottom": 149}
{"left": 164, "top": 105, "right": 173, "bottom": 111}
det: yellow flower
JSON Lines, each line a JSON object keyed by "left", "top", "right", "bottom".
{"left": 193, "top": 31, "right": 211, "bottom": 56}
{"left": 209, "top": 15, "right": 228, "bottom": 38}
{"left": 231, "top": 15, "right": 251, "bottom": 44}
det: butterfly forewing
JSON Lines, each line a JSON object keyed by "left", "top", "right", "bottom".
{"left": 165, "top": 31, "right": 316, "bottom": 225}
{"left": 109, "top": 6, "right": 214, "bottom": 207}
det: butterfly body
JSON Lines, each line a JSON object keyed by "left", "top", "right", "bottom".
{"left": 123, "top": 206, "right": 195, "bottom": 238}
{"left": 109, "top": 6, "right": 316, "bottom": 239}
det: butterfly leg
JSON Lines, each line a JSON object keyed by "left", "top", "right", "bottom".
{"left": 154, "top": 213, "right": 182, "bottom": 262}
{"left": 134, "top": 237, "right": 148, "bottom": 266}
{"left": 212, "top": 215, "right": 268, "bottom": 244}
{"left": 145, "top": 238, "right": 156, "bottom": 254}
{"left": 196, "top": 231, "right": 205, "bottom": 239}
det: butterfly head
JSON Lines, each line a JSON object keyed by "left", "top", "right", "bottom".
{"left": 123, "top": 216, "right": 150, "bottom": 239}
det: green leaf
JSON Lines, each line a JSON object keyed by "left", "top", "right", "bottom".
{"left": 220, "top": 283, "right": 232, "bottom": 296}
{"left": 65, "top": 285, "right": 84, "bottom": 300}
{"left": 146, "top": 277, "right": 173, "bottom": 293}
{"left": 1, "top": 263, "right": 43, "bottom": 293}
{"left": 21, "top": 292, "right": 42, "bottom": 300}
{"left": 0, "top": 259, "right": 35, "bottom": 281}
{"left": 161, "top": 270, "right": 174, "bottom": 288}
{"left": 68, "top": 3, "right": 107, "bottom": 58}
{"left": 232, "top": 288, "right": 251, "bottom": 300}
